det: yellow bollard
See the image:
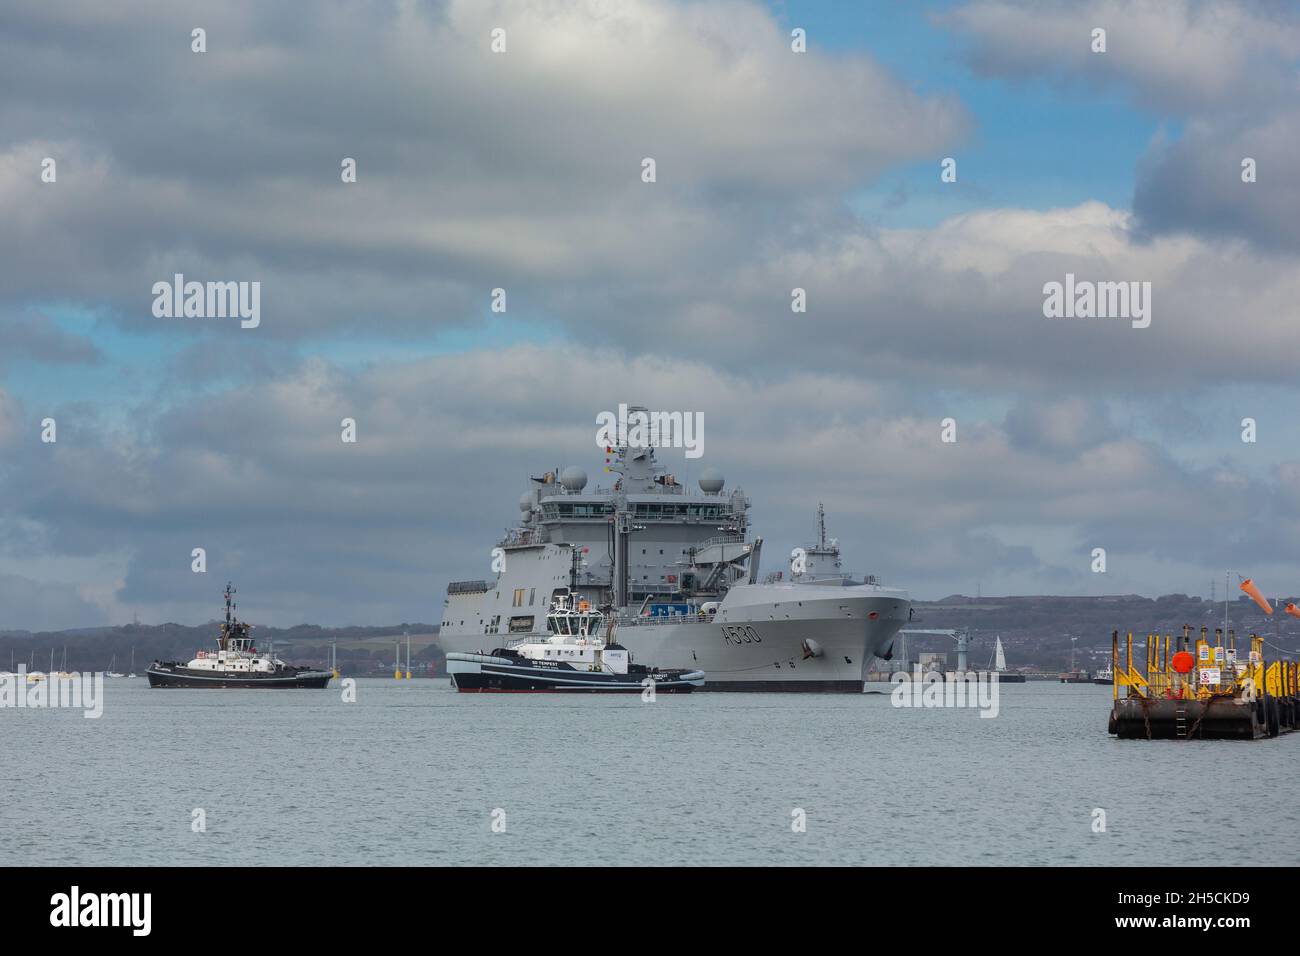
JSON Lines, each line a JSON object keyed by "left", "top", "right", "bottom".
{"left": 1112, "top": 630, "right": 1119, "bottom": 700}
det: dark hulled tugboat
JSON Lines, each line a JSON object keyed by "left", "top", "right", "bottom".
{"left": 446, "top": 594, "right": 704, "bottom": 693}
{"left": 147, "top": 584, "right": 332, "bottom": 689}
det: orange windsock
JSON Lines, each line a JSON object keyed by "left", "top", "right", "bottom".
{"left": 1286, "top": 603, "right": 1300, "bottom": 620}
{"left": 1239, "top": 578, "right": 1273, "bottom": 614}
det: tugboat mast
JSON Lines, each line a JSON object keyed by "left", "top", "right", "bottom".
{"left": 220, "top": 582, "right": 236, "bottom": 651}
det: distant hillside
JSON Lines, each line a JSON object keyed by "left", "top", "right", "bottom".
{"left": 905, "top": 593, "right": 1300, "bottom": 671}
{"left": 0, "top": 621, "right": 443, "bottom": 677}
{"left": 5, "top": 593, "right": 1297, "bottom": 677}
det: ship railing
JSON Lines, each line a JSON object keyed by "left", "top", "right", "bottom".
{"left": 767, "top": 571, "right": 880, "bottom": 586}
{"left": 619, "top": 610, "right": 714, "bottom": 626}
{"left": 447, "top": 580, "right": 491, "bottom": 595}
{"left": 497, "top": 529, "right": 550, "bottom": 548}
{"left": 692, "top": 534, "right": 747, "bottom": 551}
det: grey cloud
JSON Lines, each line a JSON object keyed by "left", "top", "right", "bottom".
{"left": 1004, "top": 398, "right": 1120, "bottom": 456}
{"left": 0, "top": 572, "right": 103, "bottom": 632}
{"left": 0, "top": 0, "right": 971, "bottom": 342}
{"left": 939, "top": 0, "right": 1300, "bottom": 116}
{"left": 1133, "top": 113, "right": 1300, "bottom": 250}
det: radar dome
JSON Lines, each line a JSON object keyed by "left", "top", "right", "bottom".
{"left": 699, "top": 469, "right": 725, "bottom": 493}
{"left": 519, "top": 493, "right": 534, "bottom": 512}
{"left": 560, "top": 467, "right": 588, "bottom": 491}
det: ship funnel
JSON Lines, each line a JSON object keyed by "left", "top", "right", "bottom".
{"left": 1239, "top": 578, "right": 1273, "bottom": 615}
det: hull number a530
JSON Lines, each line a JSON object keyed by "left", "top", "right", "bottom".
{"left": 721, "top": 624, "right": 762, "bottom": 645}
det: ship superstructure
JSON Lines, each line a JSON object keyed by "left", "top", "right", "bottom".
{"left": 438, "top": 411, "right": 911, "bottom": 690}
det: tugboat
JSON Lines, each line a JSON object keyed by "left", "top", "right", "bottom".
{"left": 446, "top": 594, "right": 705, "bottom": 693}
{"left": 147, "top": 584, "right": 332, "bottom": 689}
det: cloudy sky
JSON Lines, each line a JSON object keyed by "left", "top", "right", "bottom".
{"left": 2, "top": 0, "right": 1299, "bottom": 630}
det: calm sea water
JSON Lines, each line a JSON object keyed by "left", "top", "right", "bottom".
{"left": 3, "top": 679, "right": 1296, "bottom": 866}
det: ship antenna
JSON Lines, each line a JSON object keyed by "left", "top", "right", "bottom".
{"left": 817, "top": 503, "right": 826, "bottom": 550}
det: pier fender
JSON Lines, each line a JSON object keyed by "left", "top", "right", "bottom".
{"left": 800, "top": 638, "right": 824, "bottom": 660}
{"left": 1266, "top": 695, "right": 1280, "bottom": 738}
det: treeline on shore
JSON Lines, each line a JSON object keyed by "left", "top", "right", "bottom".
{"left": 0, "top": 621, "right": 445, "bottom": 676}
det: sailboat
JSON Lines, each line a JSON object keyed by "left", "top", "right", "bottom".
{"left": 127, "top": 647, "right": 137, "bottom": 679}
{"left": 106, "top": 654, "right": 125, "bottom": 679}
{"left": 28, "top": 648, "right": 56, "bottom": 683}
{"left": 989, "top": 636, "right": 1025, "bottom": 683}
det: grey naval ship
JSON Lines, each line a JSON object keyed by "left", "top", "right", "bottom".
{"left": 439, "top": 417, "right": 911, "bottom": 691}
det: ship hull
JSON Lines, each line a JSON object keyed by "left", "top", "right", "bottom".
{"left": 446, "top": 653, "right": 702, "bottom": 693}
{"left": 440, "top": 583, "right": 910, "bottom": 692}
{"left": 146, "top": 665, "right": 332, "bottom": 688}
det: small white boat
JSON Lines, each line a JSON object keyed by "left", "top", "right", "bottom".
{"left": 989, "top": 635, "right": 1025, "bottom": 682}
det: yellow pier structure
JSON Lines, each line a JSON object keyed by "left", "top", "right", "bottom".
{"left": 1108, "top": 626, "right": 1298, "bottom": 740}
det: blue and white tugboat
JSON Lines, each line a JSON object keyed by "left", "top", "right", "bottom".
{"left": 447, "top": 594, "right": 704, "bottom": 693}
{"left": 147, "top": 584, "right": 332, "bottom": 689}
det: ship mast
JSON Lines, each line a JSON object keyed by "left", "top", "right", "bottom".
{"left": 219, "top": 582, "right": 236, "bottom": 651}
